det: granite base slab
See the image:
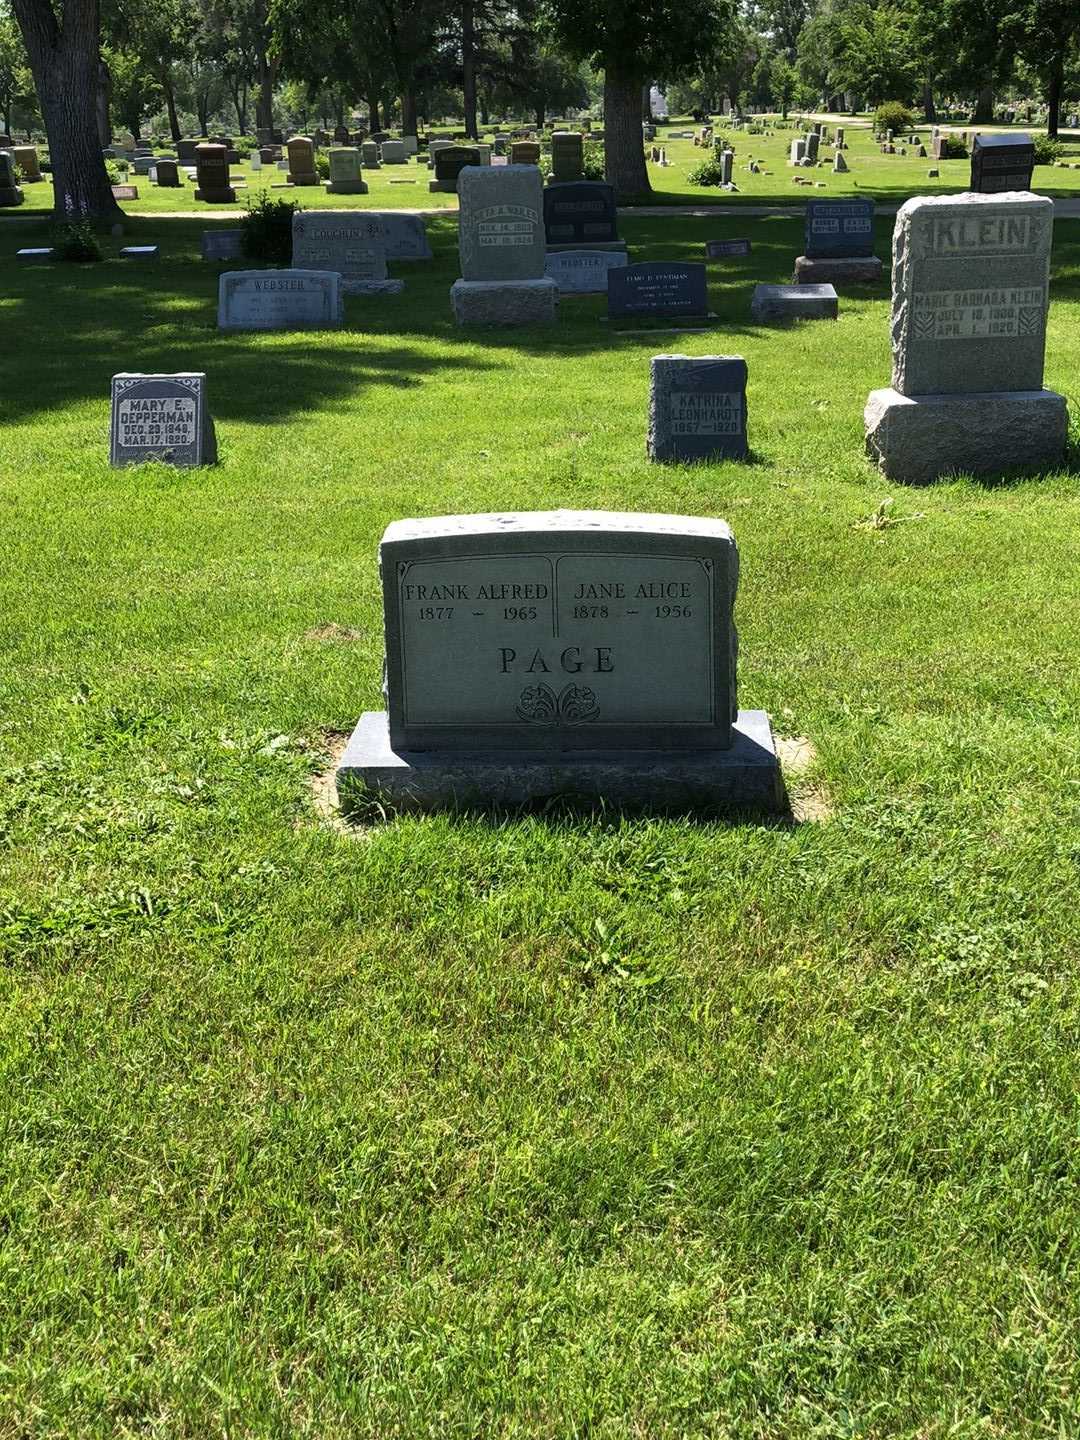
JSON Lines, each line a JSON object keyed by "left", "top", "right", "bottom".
{"left": 326, "top": 180, "right": 369, "bottom": 194}
{"left": 336, "top": 710, "right": 784, "bottom": 815}
{"left": 451, "top": 277, "right": 558, "bottom": 326}
{"left": 793, "top": 255, "right": 883, "bottom": 286}
{"left": 751, "top": 283, "right": 838, "bottom": 321}
{"left": 864, "top": 387, "right": 1069, "bottom": 484}
{"left": 342, "top": 278, "right": 404, "bottom": 296}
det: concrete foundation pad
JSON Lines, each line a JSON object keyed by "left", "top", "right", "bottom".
{"left": 451, "top": 277, "right": 558, "bottom": 326}
{"left": 751, "top": 283, "right": 838, "bottom": 321}
{"left": 325, "top": 180, "right": 368, "bottom": 194}
{"left": 793, "top": 255, "right": 883, "bottom": 285}
{"left": 342, "top": 279, "right": 404, "bottom": 296}
{"left": 336, "top": 710, "right": 785, "bottom": 815}
{"left": 864, "top": 387, "right": 1069, "bottom": 484}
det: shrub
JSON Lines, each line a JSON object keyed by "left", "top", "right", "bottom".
{"left": 105, "top": 160, "right": 123, "bottom": 185}
{"left": 873, "top": 101, "right": 915, "bottom": 136}
{"left": 240, "top": 194, "right": 298, "bottom": 263}
{"left": 233, "top": 136, "right": 255, "bottom": 158}
{"left": 582, "top": 139, "right": 604, "bottom": 180}
{"left": 1032, "top": 134, "right": 1062, "bottom": 166}
{"left": 687, "top": 155, "right": 724, "bottom": 186}
{"left": 52, "top": 220, "right": 103, "bottom": 263}
{"left": 316, "top": 152, "right": 330, "bottom": 179}
{"left": 940, "top": 134, "right": 968, "bottom": 160}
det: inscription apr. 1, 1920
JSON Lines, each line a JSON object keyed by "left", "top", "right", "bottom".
{"left": 397, "top": 551, "right": 715, "bottom": 730}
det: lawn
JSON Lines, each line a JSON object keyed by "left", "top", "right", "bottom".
{"left": 4, "top": 117, "right": 1080, "bottom": 219}
{"left": 1, "top": 206, "right": 1080, "bottom": 1437}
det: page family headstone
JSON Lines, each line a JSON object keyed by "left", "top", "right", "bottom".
{"left": 794, "top": 197, "right": 881, "bottom": 285}
{"left": 451, "top": 165, "right": 557, "bottom": 325}
{"left": 648, "top": 355, "right": 749, "bottom": 463}
{"left": 865, "top": 192, "right": 1067, "bottom": 482}
{"left": 218, "top": 270, "right": 344, "bottom": 330}
{"left": 335, "top": 510, "right": 781, "bottom": 812}
{"left": 543, "top": 181, "right": 623, "bottom": 251}
{"left": 970, "top": 133, "right": 1035, "bottom": 193}
{"left": 194, "top": 142, "right": 235, "bottom": 203}
{"left": 292, "top": 211, "right": 403, "bottom": 294}
{"left": 110, "top": 373, "right": 216, "bottom": 467}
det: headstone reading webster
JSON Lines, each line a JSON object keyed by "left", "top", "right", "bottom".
{"left": 0, "top": 151, "right": 23, "bottom": 207}
{"left": 550, "top": 131, "right": 584, "bottom": 182}
{"left": 451, "top": 164, "right": 557, "bottom": 326}
{"left": 865, "top": 192, "right": 1067, "bottom": 483}
{"left": 286, "top": 136, "right": 319, "bottom": 186}
{"left": 218, "top": 270, "right": 344, "bottom": 331}
{"left": 970, "top": 132, "right": 1035, "bottom": 193}
{"left": 608, "top": 263, "right": 710, "bottom": 322}
{"left": 110, "top": 373, "right": 216, "bottom": 467}
{"left": 326, "top": 147, "right": 367, "bottom": 194}
{"left": 194, "top": 142, "right": 235, "bottom": 203}
{"left": 543, "top": 182, "right": 624, "bottom": 252}
{"left": 794, "top": 197, "right": 881, "bottom": 286}
{"left": 648, "top": 355, "right": 749, "bottom": 463}
{"left": 545, "top": 249, "right": 628, "bottom": 294}
{"left": 429, "top": 145, "right": 480, "bottom": 193}
{"left": 292, "top": 210, "right": 403, "bottom": 295}
{"left": 335, "top": 510, "right": 781, "bottom": 813}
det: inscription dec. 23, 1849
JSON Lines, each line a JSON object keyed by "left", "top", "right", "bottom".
{"left": 380, "top": 512, "right": 740, "bottom": 753}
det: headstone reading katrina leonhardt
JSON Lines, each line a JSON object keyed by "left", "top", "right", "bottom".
{"left": 864, "top": 192, "right": 1067, "bottom": 483}
{"left": 648, "top": 355, "right": 749, "bottom": 463}
{"left": 545, "top": 249, "right": 628, "bottom": 294}
{"left": 451, "top": 164, "right": 557, "bottom": 326}
{"left": 970, "top": 132, "right": 1034, "bottom": 193}
{"left": 217, "top": 270, "right": 344, "bottom": 331}
{"left": 194, "top": 143, "right": 235, "bottom": 203}
{"left": 795, "top": 197, "right": 882, "bottom": 286}
{"left": 543, "top": 181, "right": 623, "bottom": 251}
{"left": 292, "top": 211, "right": 403, "bottom": 295}
{"left": 608, "top": 263, "right": 710, "bottom": 322}
{"left": 109, "top": 373, "right": 216, "bottom": 467}
{"left": 334, "top": 510, "right": 781, "bottom": 813}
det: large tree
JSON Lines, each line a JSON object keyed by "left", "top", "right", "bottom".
{"left": 10, "top": 0, "right": 119, "bottom": 217}
{"left": 1003, "top": 0, "right": 1080, "bottom": 137}
{"left": 541, "top": 0, "right": 736, "bottom": 198}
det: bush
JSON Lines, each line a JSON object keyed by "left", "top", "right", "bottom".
{"left": 939, "top": 134, "right": 968, "bottom": 160}
{"left": 315, "top": 152, "right": 330, "bottom": 179}
{"left": 233, "top": 136, "right": 256, "bottom": 158}
{"left": 1032, "top": 134, "right": 1062, "bottom": 166}
{"left": 240, "top": 194, "right": 299, "bottom": 263}
{"left": 873, "top": 101, "right": 915, "bottom": 136}
{"left": 687, "top": 156, "right": 724, "bottom": 186}
{"left": 582, "top": 139, "right": 604, "bottom": 181}
{"left": 105, "top": 160, "right": 124, "bottom": 185}
{"left": 51, "top": 220, "right": 103, "bottom": 263}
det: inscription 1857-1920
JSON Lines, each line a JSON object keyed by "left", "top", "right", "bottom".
{"left": 380, "top": 512, "right": 740, "bottom": 753}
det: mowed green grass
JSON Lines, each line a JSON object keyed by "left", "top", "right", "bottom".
{"left": 1, "top": 209, "right": 1080, "bottom": 1437}
{"left": 4, "top": 116, "right": 1079, "bottom": 218}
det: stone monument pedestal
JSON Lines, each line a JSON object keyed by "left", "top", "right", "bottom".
{"left": 451, "top": 277, "right": 558, "bottom": 326}
{"left": 793, "top": 255, "right": 882, "bottom": 286}
{"left": 864, "top": 387, "right": 1068, "bottom": 484}
{"left": 195, "top": 186, "right": 236, "bottom": 202}
{"left": 326, "top": 179, "right": 368, "bottom": 195}
{"left": 336, "top": 710, "right": 784, "bottom": 815}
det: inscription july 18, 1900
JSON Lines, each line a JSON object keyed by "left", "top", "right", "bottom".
{"left": 397, "top": 552, "right": 713, "bottom": 730}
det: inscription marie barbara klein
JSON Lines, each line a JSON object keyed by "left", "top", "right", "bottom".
{"left": 396, "top": 552, "right": 715, "bottom": 729}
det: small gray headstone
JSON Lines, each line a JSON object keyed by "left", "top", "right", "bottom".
{"left": 120, "top": 245, "right": 159, "bottom": 260}
{"left": 750, "top": 283, "right": 838, "bottom": 321}
{"left": 110, "top": 372, "right": 216, "bottom": 467}
{"left": 17, "top": 247, "right": 54, "bottom": 262}
{"left": 648, "top": 355, "right": 749, "bottom": 463}
{"left": 201, "top": 229, "right": 244, "bottom": 261}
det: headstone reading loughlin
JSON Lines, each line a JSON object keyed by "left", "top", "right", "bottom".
{"left": 795, "top": 197, "right": 882, "bottom": 286}
{"left": 292, "top": 210, "right": 403, "bottom": 294}
{"left": 110, "top": 372, "right": 216, "bottom": 467}
{"left": 451, "top": 164, "right": 557, "bottom": 326}
{"left": 648, "top": 355, "right": 749, "bottom": 463}
{"left": 218, "top": 269, "right": 344, "bottom": 330}
{"left": 865, "top": 191, "right": 1067, "bottom": 482}
{"left": 335, "top": 510, "right": 781, "bottom": 813}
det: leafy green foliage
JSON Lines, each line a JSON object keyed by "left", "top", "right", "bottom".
{"left": 939, "top": 133, "right": 969, "bottom": 159}
{"left": 1032, "top": 133, "right": 1063, "bottom": 164}
{"left": 50, "top": 219, "right": 104, "bottom": 262}
{"left": 873, "top": 100, "right": 915, "bottom": 135}
{"left": 240, "top": 193, "right": 298, "bottom": 262}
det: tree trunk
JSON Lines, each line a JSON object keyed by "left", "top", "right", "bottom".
{"left": 922, "top": 77, "right": 936, "bottom": 124}
{"left": 11, "top": 0, "right": 120, "bottom": 218}
{"left": 462, "top": 0, "right": 477, "bottom": 139}
{"left": 96, "top": 52, "right": 111, "bottom": 145}
{"left": 402, "top": 86, "right": 417, "bottom": 136}
{"left": 604, "top": 60, "right": 650, "bottom": 199}
{"left": 368, "top": 97, "right": 380, "bottom": 130}
{"left": 641, "top": 83, "right": 653, "bottom": 122}
{"left": 255, "top": 50, "right": 273, "bottom": 135}
{"left": 534, "top": 101, "right": 545, "bottom": 129}
{"left": 1045, "top": 51, "right": 1062, "bottom": 139}
{"left": 971, "top": 83, "right": 993, "bottom": 124}
{"left": 479, "top": 94, "right": 489, "bottom": 127}
{"left": 162, "top": 70, "right": 181, "bottom": 142}
{"left": 197, "top": 92, "right": 210, "bottom": 135}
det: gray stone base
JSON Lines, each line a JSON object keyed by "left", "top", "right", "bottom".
{"left": 17, "top": 247, "right": 54, "bottom": 261}
{"left": 336, "top": 710, "right": 784, "bottom": 815}
{"left": 793, "top": 255, "right": 883, "bottom": 286}
{"left": 864, "top": 387, "right": 1069, "bottom": 484}
{"left": 451, "top": 277, "right": 558, "bottom": 327}
{"left": 428, "top": 179, "right": 456, "bottom": 192}
{"left": 0, "top": 187, "right": 24, "bottom": 206}
{"left": 546, "top": 240, "right": 628, "bottom": 254}
{"left": 195, "top": 188, "right": 236, "bottom": 203}
{"left": 325, "top": 180, "right": 368, "bottom": 194}
{"left": 287, "top": 174, "right": 320, "bottom": 186}
{"left": 751, "top": 283, "right": 838, "bottom": 322}
{"left": 342, "top": 279, "right": 404, "bottom": 296}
